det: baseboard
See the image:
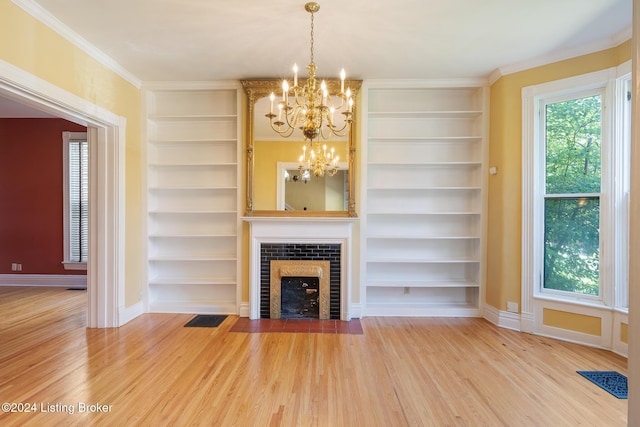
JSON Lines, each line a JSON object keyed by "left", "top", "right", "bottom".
{"left": 349, "top": 303, "right": 362, "bottom": 319}
{"left": 484, "top": 304, "right": 522, "bottom": 331}
{"left": 119, "top": 301, "right": 144, "bottom": 326}
{"left": 0, "top": 274, "right": 87, "bottom": 287}
{"left": 365, "top": 302, "right": 480, "bottom": 317}
{"left": 239, "top": 302, "right": 250, "bottom": 318}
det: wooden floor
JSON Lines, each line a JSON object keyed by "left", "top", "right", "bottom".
{"left": 0, "top": 287, "right": 628, "bottom": 426}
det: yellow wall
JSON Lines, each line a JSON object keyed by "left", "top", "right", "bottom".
{"left": 253, "top": 139, "right": 348, "bottom": 210}
{"left": 0, "top": 2, "right": 143, "bottom": 307}
{"left": 487, "top": 41, "right": 632, "bottom": 313}
{"left": 543, "top": 309, "right": 602, "bottom": 336}
{"left": 254, "top": 140, "right": 306, "bottom": 210}
{"left": 621, "top": 322, "right": 629, "bottom": 344}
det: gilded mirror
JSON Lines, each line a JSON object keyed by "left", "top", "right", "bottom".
{"left": 242, "top": 79, "right": 361, "bottom": 217}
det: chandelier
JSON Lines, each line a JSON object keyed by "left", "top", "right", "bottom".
{"left": 266, "top": 2, "right": 354, "bottom": 178}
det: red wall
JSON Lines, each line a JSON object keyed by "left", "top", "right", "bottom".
{"left": 0, "top": 118, "right": 87, "bottom": 275}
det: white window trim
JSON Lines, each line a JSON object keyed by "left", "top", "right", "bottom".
{"left": 613, "top": 62, "right": 632, "bottom": 313}
{"left": 522, "top": 64, "right": 630, "bottom": 333}
{"left": 62, "top": 131, "right": 88, "bottom": 271}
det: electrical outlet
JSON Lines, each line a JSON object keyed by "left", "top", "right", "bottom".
{"left": 11, "top": 263, "right": 17, "bottom": 271}
{"left": 507, "top": 301, "right": 519, "bottom": 313}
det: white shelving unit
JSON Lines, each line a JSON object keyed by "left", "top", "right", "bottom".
{"left": 361, "top": 83, "right": 488, "bottom": 316}
{"left": 144, "top": 84, "right": 242, "bottom": 314}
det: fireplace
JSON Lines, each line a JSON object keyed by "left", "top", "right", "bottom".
{"left": 270, "top": 260, "right": 330, "bottom": 319}
{"left": 243, "top": 217, "right": 356, "bottom": 320}
{"left": 262, "top": 245, "right": 339, "bottom": 319}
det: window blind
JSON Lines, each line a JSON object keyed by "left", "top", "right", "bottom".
{"left": 68, "top": 140, "right": 89, "bottom": 263}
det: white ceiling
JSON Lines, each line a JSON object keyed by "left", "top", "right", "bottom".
{"left": 0, "top": 0, "right": 632, "bottom": 116}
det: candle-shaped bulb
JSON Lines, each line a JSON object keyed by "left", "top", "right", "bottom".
{"left": 293, "top": 63, "right": 298, "bottom": 87}
{"left": 340, "top": 69, "right": 346, "bottom": 93}
{"left": 348, "top": 97, "right": 354, "bottom": 112}
{"left": 346, "top": 88, "right": 351, "bottom": 99}
{"left": 282, "top": 80, "right": 289, "bottom": 101}
{"left": 269, "top": 92, "right": 275, "bottom": 114}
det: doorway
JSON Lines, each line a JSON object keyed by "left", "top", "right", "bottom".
{"left": 0, "top": 61, "right": 125, "bottom": 327}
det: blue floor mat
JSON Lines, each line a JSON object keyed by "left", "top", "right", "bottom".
{"left": 577, "top": 371, "right": 627, "bottom": 399}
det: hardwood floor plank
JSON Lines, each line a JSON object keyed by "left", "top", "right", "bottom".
{"left": 0, "top": 287, "right": 627, "bottom": 426}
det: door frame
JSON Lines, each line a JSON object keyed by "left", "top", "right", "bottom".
{"left": 0, "top": 59, "right": 126, "bottom": 327}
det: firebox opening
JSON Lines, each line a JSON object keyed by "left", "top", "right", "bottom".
{"left": 280, "top": 276, "right": 320, "bottom": 319}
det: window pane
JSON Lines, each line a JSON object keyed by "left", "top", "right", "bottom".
{"left": 544, "top": 197, "right": 599, "bottom": 295}
{"left": 545, "top": 95, "right": 601, "bottom": 194}
{"left": 68, "top": 140, "right": 89, "bottom": 263}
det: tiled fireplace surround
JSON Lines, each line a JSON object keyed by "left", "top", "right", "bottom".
{"left": 243, "top": 217, "right": 356, "bottom": 320}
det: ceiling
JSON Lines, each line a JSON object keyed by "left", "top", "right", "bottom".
{"left": 0, "top": 0, "right": 632, "bottom": 116}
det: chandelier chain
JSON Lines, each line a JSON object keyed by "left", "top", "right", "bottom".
{"left": 309, "top": 10, "right": 314, "bottom": 65}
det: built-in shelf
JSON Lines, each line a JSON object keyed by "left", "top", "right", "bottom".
{"left": 148, "top": 114, "right": 237, "bottom": 121}
{"left": 361, "top": 83, "right": 487, "bottom": 316}
{"left": 368, "top": 111, "right": 483, "bottom": 119}
{"left": 145, "top": 85, "right": 241, "bottom": 314}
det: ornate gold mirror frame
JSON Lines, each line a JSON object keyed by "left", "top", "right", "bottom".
{"left": 241, "top": 79, "right": 361, "bottom": 217}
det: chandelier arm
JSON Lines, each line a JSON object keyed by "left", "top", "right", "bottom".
{"left": 269, "top": 118, "right": 296, "bottom": 138}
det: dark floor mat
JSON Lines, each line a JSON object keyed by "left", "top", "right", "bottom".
{"left": 184, "top": 315, "right": 228, "bottom": 328}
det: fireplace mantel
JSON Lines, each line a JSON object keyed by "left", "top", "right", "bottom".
{"left": 242, "top": 217, "right": 358, "bottom": 320}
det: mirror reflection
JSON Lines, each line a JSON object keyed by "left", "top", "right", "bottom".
{"left": 279, "top": 165, "right": 348, "bottom": 211}
{"left": 253, "top": 96, "right": 349, "bottom": 211}
{"left": 242, "top": 79, "right": 360, "bottom": 217}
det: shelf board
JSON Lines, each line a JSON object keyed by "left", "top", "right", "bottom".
{"left": 149, "top": 162, "right": 237, "bottom": 167}
{"left": 367, "top": 186, "right": 481, "bottom": 191}
{"left": 368, "top": 136, "right": 482, "bottom": 142}
{"left": 149, "top": 277, "right": 236, "bottom": 286}
{"left": 148, "top": 114, "right": 237, "bottom": 122}
{"left": 367, "top": 234, "right": 480, "bottom": 240}
{"left": 367, "top": 257, "right": 479, "bottom": 264}
{"left": 148, "top": 210, "right": 237, "bottom": 215}
{"left": 367, "top": 211, "right": 481, "bottom": 216}
{"left": 149, "top": 257, "right": 236, "bottom": 262}
{"left": 368, "top": 161, "right": 481, "bottom": 167}
{"left": 368, "top": 110, "right": 482, "bottom": 119}
{"left": 148, "top": 186, "right": 238, "bottom": 191}
{"left": 149, "top": 138, "right": 237, "bottom": 144}
{"left": 366, "top": 280, "right": 479, "bottom": 288}
{"left": 149, "top": 233, "right": 237, "bottom": 238}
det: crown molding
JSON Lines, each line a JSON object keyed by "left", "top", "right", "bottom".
{"left": 363, "top": 77, "right": 489, "bottom": 89}
{"left": 488, "top": 26, "right": 632, "bottom": 86}
{"left": 11, "top": 0, "right": 142, "bottom": 89}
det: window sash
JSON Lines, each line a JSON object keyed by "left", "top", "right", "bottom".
{"left": 539, "top": 89, "right": 604, "bottom": 300}
{"left": 62, "top": 131, "right": 88, "bottom": 269}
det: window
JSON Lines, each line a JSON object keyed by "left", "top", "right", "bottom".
{"left": 63, "top": 131, "right": 88, "bottom": 270}
{"left": 523, "top": 66, "right": 630, "bottom": 311}
{"left": 543, "top": 92, "right": 602, "bottom": 297}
